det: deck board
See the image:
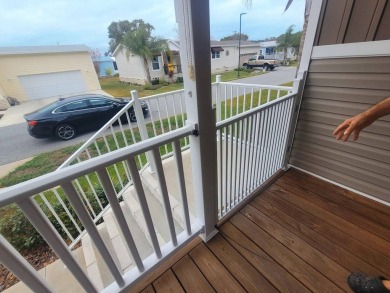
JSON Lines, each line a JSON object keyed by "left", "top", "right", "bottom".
{"left": 137, "top": 169, "right": 390, "bottom": 292}
{"left": 172, "top": 255, "right": 214, "bottom": 292}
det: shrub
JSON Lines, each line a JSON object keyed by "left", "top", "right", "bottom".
{"left": 105, "top": 67, "right": 112, "bottom": 77}
{"left": 151, "top": 78, "right": 160, "bottom": 85}
{"left": 144, "top": 84, "right": 163, "bottom": 90}
{"left": 234, "top": 67, "right": 254, "bottom": 73}
{"left": 175, "top": 77, "right": 183, "bottom": 83}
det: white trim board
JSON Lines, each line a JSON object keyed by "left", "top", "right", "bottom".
{"left": 312, "top": 40, "right": 390, "bottom": 59}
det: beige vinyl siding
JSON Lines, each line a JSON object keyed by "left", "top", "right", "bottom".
{"left": 0, "top": 52, "right": 100, "bottom": 101}
{"left": 115, "top": 46, "right": 147, "bottom": 85}
{"left": 211, "top": 45, "right": 259, "bottom": 73}
{"left": 290, "top": 57, "right": 390, "bottom": 203}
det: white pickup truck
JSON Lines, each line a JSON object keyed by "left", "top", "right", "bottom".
{"left": 242, "top": 55, "right": 280, "bottom": 71}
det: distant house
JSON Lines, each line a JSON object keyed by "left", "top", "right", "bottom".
{"left": 114, "top": 40, "right": 261, "bottom": 84}
{"left": 0, "top": 45, "right": 101, "bottom": 105}
{"left": 260, "top": 40, "right": 297, "bottom": 61}
{"left": 209, "top": 40, "right": 260, "bottom": 72}
{"left": 94, "top": 56, "right": 118, "bottom": 77}
{"left": 113, "top": 41, "right": 182, "bottom": 85}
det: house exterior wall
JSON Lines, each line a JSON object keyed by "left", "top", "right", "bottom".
{"left": 0, "top": 84, "right": 9, "bottom": 110}
{"left": 0, "top": 52, "right": 100, "bottom": 102}
{"left": 115, "top": 46, "right": 147, "bottom": 85}
{"left": 211, "top": 45, "right": 258, "bottom": 73}
{"left": 290, "top": 56, "right": 390, "bottom": 203}
{"left": 316, "top": 0, "right": 390, "bottom": 45}
{"left": 99, "top": 61, "right": 116, "bottom": 77}
{"left": 148, "top": 56, "right": 165, "bottom": 81}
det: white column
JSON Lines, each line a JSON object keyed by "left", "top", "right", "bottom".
{"left": 174, "top": 0, "right": 218, "bottom": 241}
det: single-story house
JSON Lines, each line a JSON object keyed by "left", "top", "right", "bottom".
{"left": 94, "top": 56, "right": 118, "bottom": 77}
{"left": 0, "top": 45, "right": 101, "bottom": 107}
{"left": 208, "top": 40, "right": 260, "bottom": 73}
{"left": 113, "top": 40, "right": 261, "bottom": 85}
{"left": 113, "top": 41, "right": 182, "bottom": 85}
{"left": 260, "top": 40, "right": 297, "bottom": 61}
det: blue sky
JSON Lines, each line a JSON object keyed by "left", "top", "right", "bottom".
{"left": 0, "top": 0, "right": 305, "bottom": 53}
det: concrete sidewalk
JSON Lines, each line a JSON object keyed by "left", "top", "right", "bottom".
{"left": 0, "top": 90, "right": 112, "bottom": 128}
{"left": 0, "top": 158, "right": 32, "bottom": 178}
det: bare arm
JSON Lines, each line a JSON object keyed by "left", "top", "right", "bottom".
{"left": 333, "top": 97, "right": 390, "bottom": 142}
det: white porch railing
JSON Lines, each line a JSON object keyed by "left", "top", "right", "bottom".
{"left": 28, "top": 78, "right": 293, "bottom": 249}
{"left": 213, "top": 77, "right": 293, "bottom": 123}
{"left": 0, "top": 125, "right": 200, "bottom": 293}
{"left": 216, "top": 92, "right": 296, "bottom": 219}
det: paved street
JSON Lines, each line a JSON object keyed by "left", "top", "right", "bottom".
{"left": 234, "top": 66, "right": 296, "bottom": 85}
{"left": 0, "top": 66, "right": 297, "bottom": 167}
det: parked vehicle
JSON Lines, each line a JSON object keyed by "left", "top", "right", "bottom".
{"left": 242, "top": 55, "right": 280, "bottom": 71}
{"left": 24, "top": 94, "right": 149, "bottom": 140}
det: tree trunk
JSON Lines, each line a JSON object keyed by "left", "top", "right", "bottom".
{"left": 143, "top": 56, "right": 152, "bottom": 84}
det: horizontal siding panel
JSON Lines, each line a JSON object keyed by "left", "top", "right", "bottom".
{"left": 290, "top": 149, "right": 390, "bottom": 189}
{"left": 299, "top": 110, "right": 390, "bottom": 135}
{"left": 296, "top": 121, "right": 390, "bottom": 151}
{"left": 292, "top": 140, "right": 390, "bottom": 175}
{"left": 289, "top": 159, "right": 390, "bottom": 203}
{"left": 301, "top": 99, "right": 390, "bottom": 122}
{"left": 306, "top": 73, "right": 390, "bottom": 90}
{"left": 309, "top": 57, "right": 390, "bottom": 73}
{"left": 293, "top": 130, "right": 390, "bottom": 164}
{"left": 304, "top": 86, "right": 390, "bottom": 104}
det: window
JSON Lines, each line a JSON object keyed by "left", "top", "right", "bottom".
{"left": 54, "top": 100, "right": 89, "bottom": 113}
{"left": 89, "top": 98, "right": 113, "bottom": 108}
{"left": 212, "top": 51, "right": 220, "bottom": 59}
{"left": 152, "top": 57, "right": 160, "bottom": 70}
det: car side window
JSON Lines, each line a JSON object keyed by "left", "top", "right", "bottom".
{"left": 54, "top": 100, "right": 89, "bottom": 113}
{"left": 89, "top": 98, "right": 113, "bottom": 108}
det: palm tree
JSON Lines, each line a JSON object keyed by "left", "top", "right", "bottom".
{"left": 121, "top": 26, "right": 168, "bottom": 84}
{"left": 244, "top": 0, "right": 312, "bottom": 65}
{"left": 277, "top": 25, "right": 295, "bottom": 65}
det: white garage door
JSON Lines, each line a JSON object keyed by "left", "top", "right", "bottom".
{"left": 19, "top": 70, "right": 87, "bottom": 100}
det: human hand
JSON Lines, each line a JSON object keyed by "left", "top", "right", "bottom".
{"left": 333, "top": 112, "right": 375, "bottom": 142}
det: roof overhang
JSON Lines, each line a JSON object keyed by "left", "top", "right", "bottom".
{"left": 211, "top": 47, "right": 224, "bottom": 53}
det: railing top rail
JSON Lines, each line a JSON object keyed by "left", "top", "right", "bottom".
{"left": 216, "top": 92, "right": 296, "bottom": 130}
{"left": 139, "top": 89, "right": 185, "bottom": 101}
{"left": 57, "top": 99, "right": 136, "bottom": 170}
{"left": 0, "top": 125, "right": 194, "bottom": 208}
{"left": 219, "top": 81, "right": 293, "bottom": 91}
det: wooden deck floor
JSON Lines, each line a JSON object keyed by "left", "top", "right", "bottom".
{"left": 137, "top": 168, "right": 390, "bottom": 293}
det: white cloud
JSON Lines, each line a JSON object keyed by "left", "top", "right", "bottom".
{"left": 0, "top": 0, "right": 305, "bottom": 51}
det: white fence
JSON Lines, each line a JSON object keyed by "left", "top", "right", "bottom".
{"left": 216, "top": 92, "right": 296, "bottom": 219}
{"left": 0, "top": 76, "right": 295, "bottom": 292}
{"left": 0, "top": 126, "right": 200, "bottom": 293}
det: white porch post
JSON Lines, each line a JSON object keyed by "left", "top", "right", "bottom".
{"left": 174, "top": 0, "right": 218, "bottom": 241}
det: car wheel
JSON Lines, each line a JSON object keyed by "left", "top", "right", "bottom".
{"left": 55, "top": 124, "right": 77, "bottom": 140}
{"left": 270, "top": 66, "right": 275, "bottom": 71}
{"left": 264, "top": 64, "right": 269, "bottom": 71}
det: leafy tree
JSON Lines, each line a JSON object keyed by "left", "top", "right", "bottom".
{"left": 108, "top": 19, "right": 154, "bottom": 53}
{"left": 220, "top": 33, "right": 249, "bottom": 41}
{"left": 276, "top": 25, "right": 302, "bottom": 63}
{"left": 243, "top": 0, "right": 312, "bottom": 67}
{"left": 121, "top": 23, "right": 168, "bottom": 84}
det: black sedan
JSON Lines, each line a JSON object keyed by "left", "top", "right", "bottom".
{"left": 24, "top": 94, "right": 149, "bottom": 140}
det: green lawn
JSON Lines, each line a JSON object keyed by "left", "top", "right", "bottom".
{"left": 101, "top": 69, "right": 266, "bottom": 98}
